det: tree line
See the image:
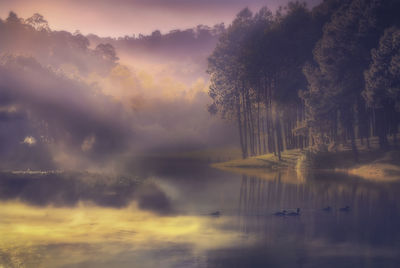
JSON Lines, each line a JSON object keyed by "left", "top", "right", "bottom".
{"left": 87, "top": 23, "right": 224, "bottom": 58}
{"left": 0, "top": 12, "right": 119, "bottom": 75}
{"left": 207, "top": 0, "right": 400, "bottom": 160}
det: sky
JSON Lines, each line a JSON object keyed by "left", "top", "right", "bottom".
{"left": 0, "top": 0, "right": 321, "bottom": 37}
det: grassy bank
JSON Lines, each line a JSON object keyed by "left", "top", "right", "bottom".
{"left": 345, "top": 150, "right": 400, "bottom": 181}
{"left": 211, "top": 149, "right": 305, "bottom": 184}
{"left": 211, "top": 149, "right": 303, "bottom": 170}
{"left": 212, "top": 137, "right": 400, "bottom": 182}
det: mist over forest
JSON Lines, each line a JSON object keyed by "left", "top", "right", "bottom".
{"left": 0, "top": 12, "right": 236, "bottom": 171}
{"left": 1, "top": 0, "right": 400, "bottom": 172}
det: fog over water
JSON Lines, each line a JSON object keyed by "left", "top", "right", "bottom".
{"left": 1, "top": 166, "right": 400, "bottom": 268}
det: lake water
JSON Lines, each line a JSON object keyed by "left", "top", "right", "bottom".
{"left": 1, "top": 159, "right": 400, "bottom": 267}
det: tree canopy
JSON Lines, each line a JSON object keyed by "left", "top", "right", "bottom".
{"left": 208, "top": 0, "right": 400, "bottom": 159}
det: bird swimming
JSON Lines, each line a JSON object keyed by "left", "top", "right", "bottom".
{"left": 322, "top": 206, "right": 332, "bottom": 212}
{"left": 274, "top": 210, "right": 287, "bottom": 216}
{"left": 339, "top": 206, "right": 350, "bottom": 212}
{"left": 210, "top": 211, "right": 221, "bottom": 216}
{"left": 287, "top": 208, "right": 300, "bottom": 216}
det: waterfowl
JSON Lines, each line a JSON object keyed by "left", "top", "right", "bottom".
{"left": 274, "top": 210, "right": 287, "bottom": 216}
{"left": 287, "top": 208, "right": 300, "bottom": 216}
{"left": 210, "top": 211, "right": 221, "bottom": 216}
{"left": 322, "top": 206, "right": 332, "bottom": 212}
{"left": 339, "top": 206, "right": 350, "bottom": 212}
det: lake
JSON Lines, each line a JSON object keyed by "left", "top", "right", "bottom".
{"left": 1, "top": 159, "right": 400, "bottom": 267}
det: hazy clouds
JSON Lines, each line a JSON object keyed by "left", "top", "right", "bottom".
{"left": 0, "top": 0, "right": 321, "bottom": 37}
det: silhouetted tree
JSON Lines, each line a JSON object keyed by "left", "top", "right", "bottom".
{"left": 302, "top": 0, "right": 400, "bottom": 157}
{"left": 208, "top": 0, "right": 400, "bottom": 158}
{"left": 364, "top": 27, "right": 400, "bottom": 146}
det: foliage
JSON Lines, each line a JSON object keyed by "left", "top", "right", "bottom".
{"left": 208, "top": 0, "right": 400, "bottom": 159}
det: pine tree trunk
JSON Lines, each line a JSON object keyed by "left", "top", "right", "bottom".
{"left": 257, "top": 99, "right": 262, "bottom": 155}
{"left": 237, "top": 95, "right": 246, "bottom": 159}
{"left": 242, "top": 93, "right": 248, "bottom": 156}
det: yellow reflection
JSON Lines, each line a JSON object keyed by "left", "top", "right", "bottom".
{"left": 214, "top": 166, "right": 305, "bottom": 185}
{"left": 0, "top": 201, "right": 249, "bottom": 267}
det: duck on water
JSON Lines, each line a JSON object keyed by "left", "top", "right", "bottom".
{"left": 287, "top": 208, "right": 300, "bottom": 216}
{"left": 274, "top": 210, "right": 287, "bottom": 216}
{"left": 339, "top": 206, "right": 350, "bottom": 212}
{"left": 274, "top": 208, "right": 300, "bottom": 216}
{"left": 322, "top": 206, "right": 332, "bottom": 212}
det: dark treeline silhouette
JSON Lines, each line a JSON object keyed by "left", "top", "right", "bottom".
{"left": 0, "top": 12, "right": 118, "bottom": 75}
{"left": 207, "top": 0, "right": 400, "bottom": 160}
{"left": 88, "top": 24, "right": 224, "bottom": 60}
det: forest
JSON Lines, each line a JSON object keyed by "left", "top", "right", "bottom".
{"left": 207, "top": 0, "right": 400, "bottom": 161}
{"left": 0, "top": 11, "right": 235, "bottom": 170}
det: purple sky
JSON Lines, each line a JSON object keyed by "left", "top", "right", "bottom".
{"left": 0, "top": 0, "right": 321, "bottom": 37}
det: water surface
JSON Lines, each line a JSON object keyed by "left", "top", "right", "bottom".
{"left": 1, "top": 160, "right": 400, "bottom": 267}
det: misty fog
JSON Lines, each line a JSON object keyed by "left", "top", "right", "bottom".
{"left": 0, "top": 12, "right": 237, "bottom": 171}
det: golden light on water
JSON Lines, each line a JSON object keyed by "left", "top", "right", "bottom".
{"left": 0, "top": 201, "right": 249, "bottom": 267}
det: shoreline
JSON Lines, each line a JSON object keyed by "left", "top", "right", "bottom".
{"left": 212, "top": 147, "right": 400, "bottom": 182}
